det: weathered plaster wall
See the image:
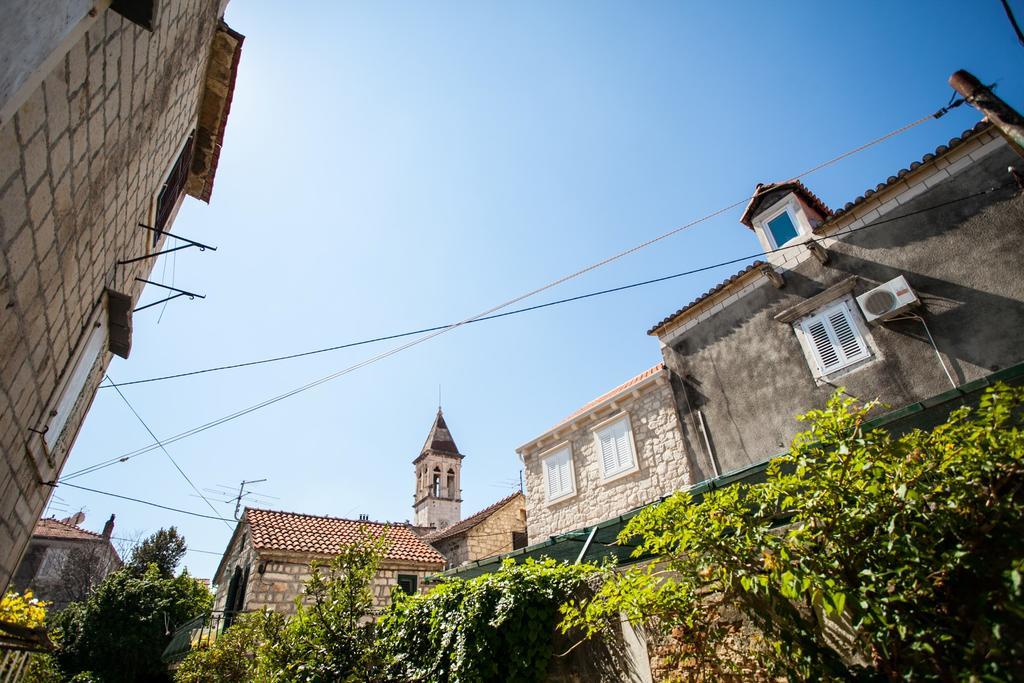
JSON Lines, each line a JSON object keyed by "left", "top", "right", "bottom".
{"left": 661, "top": 137, "right": 1024, "bottom": 478}
{"left": 522, "top": 376, "right": 691, "bottom": 541}
{"left": 0, "top": 0, "right": 226, "bottom": 592}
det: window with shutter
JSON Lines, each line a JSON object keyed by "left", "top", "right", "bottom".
{"left": 798, "top": 300, "right": 871, "bottom": 377}
{"left": 542, "top": 445, "right": 575, "bottom": 502}
{"left": 593, "top": 415, "right": 638, "bottom": 479}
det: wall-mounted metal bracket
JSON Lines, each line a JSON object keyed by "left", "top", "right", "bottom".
{"left": 118, "top": 224, "right": 217, "bottom": 265}
{"left": 133, "top": 278, "right": 205, "bottom": 313}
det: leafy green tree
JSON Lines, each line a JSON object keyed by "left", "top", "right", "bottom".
{"left": 561, "top": 384, "right": 1024, "bottom": 681}
{"left": 378, "top": 558, "right": 599, "bottom": 683}
{"left": 128, "top": 527, "right": 188, "bottom": 577}
{"left": 174, "top": 610, "right": 286, "bottom": 683}
{"left": 52, "top": 564, "right": 212, "bottom": 682}
{"left": 261, "top": 529, "right": 390, "bottom": 682}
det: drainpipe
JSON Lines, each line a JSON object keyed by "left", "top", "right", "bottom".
{"left": 696, "top": 411, "right": 721, "bottom": 479}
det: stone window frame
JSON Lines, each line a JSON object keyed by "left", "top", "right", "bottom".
{"left": 396, "top": 574, "right": 418, "bottom": 595}
{"left": 590, "top": 412, "right": 641, "bottom": 484}
{"left": 755, "top": 196, "right": 811, "bottom": 251}
{"left": 792, "top": 294, "right": 879, "bottom": 384}
{"left": 539, "top": 440, "right": 577, "bottom": 506}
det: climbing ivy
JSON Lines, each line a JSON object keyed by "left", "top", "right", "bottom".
{"left": 561, "top": 384, "right": 1024, "bottom": 681}
{"left": 377, "top": 558, "right": 599, "bottom": 683}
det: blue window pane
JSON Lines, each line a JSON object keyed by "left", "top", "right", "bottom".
{"left": 767, "top": 211, "right": 799, "bottom": 246}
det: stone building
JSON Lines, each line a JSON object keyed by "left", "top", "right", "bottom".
{"left": 516, "top": 116, "right": 1024, "bottom": 543}
{"left": 423, "top": 491, "right": 527, "bottom": 567}
{"left": 517, "top": 364, "right": 688, "bottom": 542}
{"left": 0, "top": 2, "right": 244, "bottom": 593}
{"left": 11, "top": 513, "right": 121, "bottom": 610}
{"left": 412, "top": 408, "right": 463, "bottom": 530}
{"left": 212, "top": 508, "right": 445, "bottom": 618}
{"left": 649, "top": 120, "right": 1024, "bottom": 482}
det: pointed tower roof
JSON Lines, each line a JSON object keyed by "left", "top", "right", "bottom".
{"left": 416, "top": 408, "right": 463, "bottom": 461}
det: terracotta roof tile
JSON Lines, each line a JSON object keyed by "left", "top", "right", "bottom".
{"left": 34, "top": 518, "right": 104, "bottom": 541}
{"left": 823, "top": 121, "right": 992, "bottom": 223}
{"left": 245, "top": 508, "right": 445, "bottom": 566}
{"left": 647, "top": 261, "right": 766, "bottom": 335}
{"left": 520, "top": 364, "right": 667, "bottom": 451}
{"left": 422, "top": 492, "right": 524, "bottom": 543}
{"left": 739, "top": 179, "right": 833, "bottom": 228}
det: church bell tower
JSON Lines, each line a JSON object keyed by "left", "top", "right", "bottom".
{"left": 413, "top": 408, "right": 463, "bottom": 529}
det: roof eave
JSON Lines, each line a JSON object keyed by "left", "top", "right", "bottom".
{"left": 517, "top": 368, "right": 668, "bottom": 456}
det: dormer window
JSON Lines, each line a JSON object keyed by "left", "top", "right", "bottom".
{"left": 759, "top": 201, "right": 805, "bottom": 249}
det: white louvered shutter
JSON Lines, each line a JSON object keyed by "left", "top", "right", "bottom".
{"left": 543, "top": 447, "right": 573, "bottom": 500}
{"left": 595, "top": 416, "right": 636, "bottom": 477}
{"left": 800, "top": 301, "right": 871, "bottom": 377}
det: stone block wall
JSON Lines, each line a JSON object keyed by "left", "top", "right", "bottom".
{"left": 521, "top": 375, "right": 692, "bottom": 542}
{"left": 463, "top": 497, "right": 525, "bottom": 563}
{"left": 241, "top": 556, "right": 439, "bottom": 616}
{"left": 431, "top": 494, "right": 527, "bottom": 567}
{"left": 0, "top": 0, "right": 227, "bottom": 592}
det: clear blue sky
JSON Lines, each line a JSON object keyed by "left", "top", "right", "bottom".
{"left": 55, "top": 1, "right": 1023, "bottom": 577}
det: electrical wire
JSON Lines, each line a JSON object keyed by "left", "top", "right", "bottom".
{"left": 61, "top": 107, "right": 967, "bottom": 484}
{"left": 61, "top": 181, "right": 1007, "bottom": 483}
{"left": 104, "top": 375, "right": 234, "bottom": 530}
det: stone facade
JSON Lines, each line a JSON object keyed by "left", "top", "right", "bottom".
{"left": 212, "top": 511, "right": 445, "bottom": 618}
{"left": 217, "top": 555, "right": 436, "bottom": 616}
{"left": 426, "top": 492, "right": 527, "bottom": 567}
{"left": 0, "top": 1, "right": 241, "bottom": 593}
{"left": 518, "top": 366, "right": 691, "bottom": 542}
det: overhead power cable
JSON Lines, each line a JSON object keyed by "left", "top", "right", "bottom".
{"left": 60, "top": 107, "right": 962, "bottom": 484}
{"left": 52, "top": 481, "right": 232, "bottom": 522}
{"left": 64, "top": 182, "right": 1007, "bottom": 485}
{"left": 104, "top": 375, "right": 234, "bottom": 531}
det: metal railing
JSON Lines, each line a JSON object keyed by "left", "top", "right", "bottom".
{"left": 162, "top": 610, "right": 237, "bottom": 665}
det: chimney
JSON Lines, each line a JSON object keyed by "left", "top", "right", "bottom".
{"left": 102, "top": 514, "right": 115, "bottom": 540}
{"left": 358, "top": 514, "right": 369, "bottom": 521}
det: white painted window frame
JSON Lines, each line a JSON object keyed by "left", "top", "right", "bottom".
{"left": 756, "top": 197, "right": 809, "bottom": 250}
{"left": 539, "top": 441, "right": 576, "bottom": 504}
{"left": 44, "top": 304, "right": 108, "bottom": 453}
{"left": 793, "top": 296, "right": 875, "bottom": 380}
{"left": 591, "top": 413, "right": 640, "bottom": 482}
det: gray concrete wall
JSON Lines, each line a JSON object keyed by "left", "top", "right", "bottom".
{"left": 661, "top": 142, "right": 1024, "bottom": 478}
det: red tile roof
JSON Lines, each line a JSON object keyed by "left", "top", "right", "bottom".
{"left": 245, "top": 508, "right": 445, "bottom": 566}
{"left": 422, "top": 492, "right": 524, "bottom": 543}
{"left": 739, "top": 179, "right": 833, "bottom": 228}
{"left": 34, "top": 518, "right": 104, "bottom": 542}
{"left": 647, "top": 261, "right": 766, "bottom": 336}
{"left": 520, "top": 364, "right": 666, "bottom": 450}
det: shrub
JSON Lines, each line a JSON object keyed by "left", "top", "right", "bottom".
{"left": 561, "top": 384, "right": 1024, "bottom": 681}
{"left": 378, "top": 558, "right": 599, "bottom": 683}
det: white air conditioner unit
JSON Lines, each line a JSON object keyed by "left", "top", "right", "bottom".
{"left": 856, "top": 275, "right": 920, "bottom": 323}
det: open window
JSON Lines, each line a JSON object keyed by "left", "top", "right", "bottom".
{"left": 152, "top": 134, "right": 195, "bottom": 243}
